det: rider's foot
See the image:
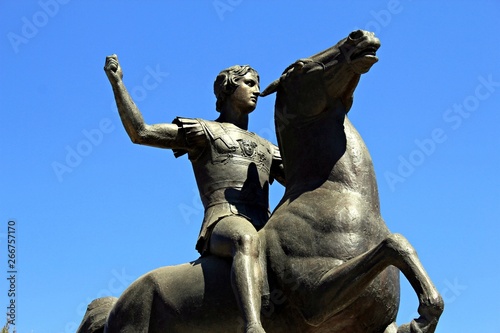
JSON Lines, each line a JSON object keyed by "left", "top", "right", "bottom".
{"left": 246, "top": 322, "right": 266, "bottom": 333}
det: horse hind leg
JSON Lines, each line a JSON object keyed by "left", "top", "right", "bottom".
{"left": 76, "top": 297, "right": 118, "bottom": 333}
{"left": 300, "top": 233, "right": 443, "bottom": 333}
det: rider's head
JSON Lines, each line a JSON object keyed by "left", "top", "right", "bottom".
{"left": 214, "top": 65, "right": 259, "bottom": 113}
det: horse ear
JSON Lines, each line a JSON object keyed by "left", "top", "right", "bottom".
{"left": 261, "top": 58, "right": 321, "bottom": 97}
{"left": 260, "top": 78, "right": 280, "bottom": 97}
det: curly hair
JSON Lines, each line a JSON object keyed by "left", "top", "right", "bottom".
{"left": 213, "top": 65, "right": 259, "bottom": 112}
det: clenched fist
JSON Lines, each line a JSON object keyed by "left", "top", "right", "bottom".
{"left": 104, "top": 54, "right": 123, "bottom": 84}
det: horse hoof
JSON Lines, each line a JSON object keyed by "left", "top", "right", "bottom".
{"left": 419, "top": 293, "right": 444, "bottom": 319}
{"left": 397, "top": 319, "right": 433, "bottom": 333}
{"left": 411, "top": 316, "right": 436, "bottom": 333}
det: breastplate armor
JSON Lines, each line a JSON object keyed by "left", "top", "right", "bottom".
{"left": 172, "top": 117, "right": 277, "bottom": 254}
{"left": 192, "top": 119, "right": 273, "bottom": 211}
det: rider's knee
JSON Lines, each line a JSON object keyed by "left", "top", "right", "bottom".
{"left": 235, "top": 233, "right": 261, "bottom": 256}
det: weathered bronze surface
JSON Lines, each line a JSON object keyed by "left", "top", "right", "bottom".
{"left": 78, "top": 30, "right": 443, "bottom": 333}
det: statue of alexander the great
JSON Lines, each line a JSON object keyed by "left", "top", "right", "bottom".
{"left": 103, "top": 55, "right": 285, "bottom": 333}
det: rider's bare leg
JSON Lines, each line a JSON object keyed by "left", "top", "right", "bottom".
{"left": 210, "top": 216, "right": 266, "bottom": 333}
{"left": 302, "top": 233, "right": 443, "bottom": 333}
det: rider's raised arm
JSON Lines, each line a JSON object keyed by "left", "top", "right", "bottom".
{"left": 104, "top": 54, "right": 186, "bottom": 150}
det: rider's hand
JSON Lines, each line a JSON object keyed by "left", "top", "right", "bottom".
{"left": 104, "top": 54, "right": 123, "bottom": 84}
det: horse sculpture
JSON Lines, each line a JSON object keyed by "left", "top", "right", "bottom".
{"left": 78, "top": 30, "right": 443, "bottom": 333}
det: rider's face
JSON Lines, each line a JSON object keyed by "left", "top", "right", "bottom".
{"left": 229, "top": 72, "right": 260, "bottom": 114}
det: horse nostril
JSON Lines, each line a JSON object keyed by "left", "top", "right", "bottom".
{"left": 349, "top": 30, "right": 364, "bottom": 40}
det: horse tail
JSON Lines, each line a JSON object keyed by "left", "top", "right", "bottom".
{"left": 76, "top": 296, "right": 117, "bottom": 333}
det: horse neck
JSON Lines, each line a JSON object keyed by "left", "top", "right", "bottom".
{"left": 336, "top": 117, "right": 381, "bottom": 201}
{"left": 279, "top": 107, "right": 381, "bottom": 205}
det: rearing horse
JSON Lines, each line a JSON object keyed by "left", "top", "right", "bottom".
{"left": 77, "top": 30, "right": 443, "bottom": 333}
{"left": 259, "top": 29, "right": 443, "bottom": 332}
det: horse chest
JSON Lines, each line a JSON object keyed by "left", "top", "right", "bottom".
{"left": 270, "top": 188, "right": 382, "bottom": 260}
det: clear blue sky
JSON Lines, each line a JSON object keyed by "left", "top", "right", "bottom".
{"left": 1, "top": 1, "right": 499, "bottom": 332}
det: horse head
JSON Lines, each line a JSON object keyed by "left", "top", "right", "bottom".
{"left": 261, "top": 30, "right": 380, "bottom": 195}
{"left": 261, "top": 30, "right": 380, "bottom": 120}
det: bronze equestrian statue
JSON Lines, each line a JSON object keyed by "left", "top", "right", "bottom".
{"left": 78, "top": 30, "right": 443, "bottom": 333}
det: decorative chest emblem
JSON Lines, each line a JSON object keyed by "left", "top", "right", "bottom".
{"left": 237, "top": 139, "right": 258, "bottom": 157}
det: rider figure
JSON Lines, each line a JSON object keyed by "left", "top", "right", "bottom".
{"left": 104, "top": 55, "right": 285, "bottom": 333}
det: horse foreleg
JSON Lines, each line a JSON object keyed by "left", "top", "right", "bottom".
{"left": 302, "top": 233, "right": 443, "bottom": 333}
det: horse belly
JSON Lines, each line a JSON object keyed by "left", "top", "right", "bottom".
{"left": 320, "top": 266, "right": 400, "bottom": 333}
